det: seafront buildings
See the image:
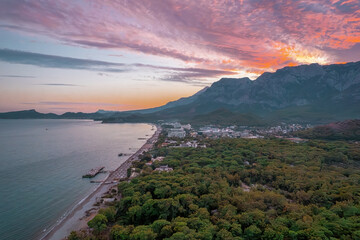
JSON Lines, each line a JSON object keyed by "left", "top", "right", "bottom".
{"left": 162, "top": 122, "right": 311, "bottom": 140}
{"left": 165, "top": 122, "right": 187, "bottom": 138}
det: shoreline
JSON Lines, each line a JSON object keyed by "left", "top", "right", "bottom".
{"left": 41, "top": 124, "right": 161, "bottom": 240}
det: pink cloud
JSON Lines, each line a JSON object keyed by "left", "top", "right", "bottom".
{"left": 0, "top": 0, "right": 359, "bottom": 76}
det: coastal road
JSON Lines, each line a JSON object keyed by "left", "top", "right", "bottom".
{"left": 109, "top": 126, "right": 161, "bottom": 180}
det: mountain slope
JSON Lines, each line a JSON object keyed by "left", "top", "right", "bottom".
{"left": 113, "top": 86, "right": 209, "bottom": 115}
{"left": 295, "top": 119, "right": 360, "bottom": 140}
{"left": 189, "top": 109, "right": 266, "bottom": 126}
{"left": 147, "top": 61, "right": 360, "bottom": 123}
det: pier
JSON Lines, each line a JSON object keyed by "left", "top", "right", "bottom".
{"left": 82, "top": 166, "right": 104, "bottom": 178}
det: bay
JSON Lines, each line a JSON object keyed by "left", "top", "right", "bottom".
{"left": 0, "top": 119, "right": 154, "bottom": 240}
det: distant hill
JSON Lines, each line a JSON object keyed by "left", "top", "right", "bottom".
{"left": 295, "top": 119, "right": 360, "bottom": 140}
{"left": 60, "top": 112, "right": 105, "bottom": 119}
{"left": 102, "top": 114, "right": 152, "bottom": 123}
{"left": 0, "top": 109, "right": 106, "bottom": 119}
{"left": 0, "top": 109, "right": 59, "bottom": 119}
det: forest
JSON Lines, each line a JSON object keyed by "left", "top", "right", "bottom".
{"left": 69, "top": 137, "right": 360, "bottom": 240}
{"left": 295, "top": 120, "right": 360, "bottom": 141}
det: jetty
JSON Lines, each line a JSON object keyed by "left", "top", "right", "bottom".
{"left": 118, "top": 153, "right": 131, "bottom": 157}
{"left": 82, "top": 166, "right": 104, "bottom": 178}
{"left": 90, "top": 180, "right": 103, "bottom": 183}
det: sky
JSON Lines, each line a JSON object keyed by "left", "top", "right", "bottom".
{"left": 0, "top": 0, "right": 359, "bottom": 114}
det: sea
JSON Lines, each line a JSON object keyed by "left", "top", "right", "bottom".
{"left": 0, "top": 119, "right": 154, "bottom": 240}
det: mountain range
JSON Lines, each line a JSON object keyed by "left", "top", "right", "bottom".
{"left": 0, "top": 109, "right": 112, "bottom": 120}
{"left": 1, "top": 61, "right": 360, "bottom": 125}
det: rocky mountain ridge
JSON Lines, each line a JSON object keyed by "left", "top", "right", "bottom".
{"left": 2, "top": 61, "right": 360, "bottom": 124}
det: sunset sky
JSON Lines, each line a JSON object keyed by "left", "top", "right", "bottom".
{"left": 0, "top": 0, "right": 359, "bottom": 113}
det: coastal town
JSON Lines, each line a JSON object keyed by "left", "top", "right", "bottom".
{"left": 41, "top": 118, "right": 360, "bottom": 240}
{"left": 41, "top": 120, "right": 315, "bottom": 239}
{"left": 164, "top": 121, "right": 311, "bottom": 140}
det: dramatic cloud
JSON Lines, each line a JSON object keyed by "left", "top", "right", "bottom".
{"left": 0, "top": 49, "right": 127, "bottom": 71}
{"left": 0, "top": 0, "right": 359, "bottom": 77}
{"left": 0, "top": 49, "right": 237, "bottom": 82}
{"left": 35, "top": 83, "right": 82, "bottom": 87}
{"left": 159, "top": 68, "right": 238, "bottom": 84}
{"left": 0, "top": 75, "right": 35, "bottom": 78}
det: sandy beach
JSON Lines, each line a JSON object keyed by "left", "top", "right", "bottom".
{"left": 41, "top": 125, "right": 161, "bottom": 240}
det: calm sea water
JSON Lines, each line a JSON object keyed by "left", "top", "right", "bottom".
{"left": 0, "top": 119, "right": 154, "bottom": 240}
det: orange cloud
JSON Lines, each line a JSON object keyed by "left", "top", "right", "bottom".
{"left": 0, "top": 0, "right": 359, "bottom": 80}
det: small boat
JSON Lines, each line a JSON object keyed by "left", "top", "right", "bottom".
{"left": 118, "top": 153, "right": 123, "bottom": 157}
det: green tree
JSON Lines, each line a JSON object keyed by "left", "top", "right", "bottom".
{"left": 87, "top": 214, "right": 108, "bottom": 235}
{"left": 262, "top": 227, "right": 284, "bottom": 240}
{"left": 128, "top": 205, "right": 143, "bottom": 224}
{"left": 216, "top": 229, "right": 233, "bottom": 240}
{"left": 110, "top": 225, "right": 133, "bottom": 240}
{"left": 244, "top": 225, "right": 262, "bottom": 239}
{"left": 160, "top": 225, "right": 173, "bottom": 238}
{"left": 151, "top": 219, "right": 171, "bottom": 234}
{"left": 99, "top": 206, "right": 116, "bottom": 222}
{"left": 68, "top": 231, "right": 81, "bottom": 240}
{"left": 230, "top": 223, "right": 242, "bottom": 237}
{"left": 130, "top": 225, "right": 157, "bottom": 240}
{"left": 352, "top": 230, "right": 360, "bottom": 240}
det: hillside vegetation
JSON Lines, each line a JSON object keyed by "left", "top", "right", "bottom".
{"left": 187, "top": 109, "right": 266, "bottom": 127}
{"left": 70, "top": 138, "right": 360, "bottom": 240}
{"left": 296, "top": 119, "right": 360, "bottom": 141}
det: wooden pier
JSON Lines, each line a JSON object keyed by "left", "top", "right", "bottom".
{"left": 82, "top": 166, "right": 105, "bottom": 178}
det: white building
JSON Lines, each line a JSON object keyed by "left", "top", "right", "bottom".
{"left": 182, "top": 124, "right": 192, "bottom": 130}
{"left": 168, "top": 128, "right": 186, "bottom": 138}
{"left": 154, "top": 165, "right": 173, "bottom": 172}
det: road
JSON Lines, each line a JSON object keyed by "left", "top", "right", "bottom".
{"left": 109, "top": 125, "right": 161, "bottom": 180}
